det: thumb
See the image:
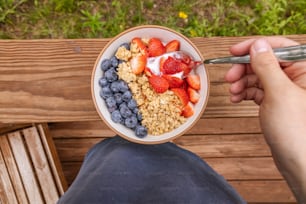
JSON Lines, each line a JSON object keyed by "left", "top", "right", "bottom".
{"left": 250, "top": 39, "right": 290, "bottom": 92}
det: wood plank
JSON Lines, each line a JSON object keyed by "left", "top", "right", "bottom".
{"left": 0, "top": 135, "right": 29, "bottom": 204}
{"left": 0, "top": 123, "right": 31, "bottom": 135}
{"left": 1, "top": 35, "right": 305, "bottom": 123}
{"left": 48, "top": 117, "right": 262, "bottom": 138}
{"left": 7, "top": 131, "right": 44, "bottom": 203}
{"left": 23, "top": 126, "right": 59, "bottom": 203}
{"left": 205, "top": 157, "right": 282, "bottom": 180}
{"left": 37, "top": 124, "right": 67, "bottom": 194}
{"left": 230, "top": 180, "right": 296, "bottom": 203}
{"left": 54, "top": 134, "right": 270, "bottom": 162}
{"left": 0, "top": 145, "right": 18, "bottom": 204}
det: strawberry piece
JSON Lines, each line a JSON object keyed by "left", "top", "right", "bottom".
{"left": 147, "top": 38, "right": 166, "bottom": 57}
{"left": 148, "top": 75, "right": 169, "bottom": 93}
{"left": 165, "top": 40, "right": 180, "bottom": 52}
{"left": 187, "top": 87, "right": 200, "bottom": 104}
{"left": 182, "top": 102, "right": 194, "bottom": 118}
{"left": 186, "top": 74, "right": 201, "bottom": 90}
{"left": 162, "top": 57, "right": 184, "bottom": 75}
{"left": 130, "top": 55, "right": 147, "bottom": 74}
{"left": 131, "top": 37, "right": 148, "bottom": 55}
{"left": 171, "top": 88, "right": 189, "bottom": 107}
{"left": 163, "top": 75, "right": 184, "bottom": 88}
{"left": 159, "top": 56, "right": 166, "bottom": 72}
{"left": 144, "top": 67, "right": 153, "bottom": 77}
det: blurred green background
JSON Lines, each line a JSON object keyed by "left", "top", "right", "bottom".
{"left": 0, "top": 0, "right": 305, "bottom": 39}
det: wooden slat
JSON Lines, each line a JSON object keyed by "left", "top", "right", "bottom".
{"left": 230, "top": 180, "right": 296, "bottom": 203}
{"left": 54, "top": 134, "right": 270, "bottom": 162}
{"left": 1, "top": 35, "right": 306, "bottom": 123}
{"left": 7, "top": 131, "right": 44, "bottom": 203}
{"left": 49, "top": 117, "right": 262, "bottom": 138}
{"left": 0, "top": 146, "right": 18, "bottom": 204}
{"left": 0, "top": 135, "right": 28, "bottom": 204}
{"left": 23, "top": 127, "right": 59, "bottom": 203}
{"left": 37, "top": 124, "right": 67, "bottom": 194}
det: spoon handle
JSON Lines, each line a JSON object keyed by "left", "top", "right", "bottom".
{"left": 204, "top": 44, "right": 306, "bottom": 64}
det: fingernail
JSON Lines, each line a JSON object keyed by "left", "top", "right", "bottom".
{"left": 253, "top": 39, "right": 270, "bottom": 53}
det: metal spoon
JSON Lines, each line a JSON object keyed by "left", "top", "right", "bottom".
{"left": 204, "top": 44, "right": 306, "bottom": 64}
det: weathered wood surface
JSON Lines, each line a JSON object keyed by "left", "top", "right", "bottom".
{"left": 0, "top": 124, "right": 67, "bottom": 203}
{"left": 1, "top": 35, "right": 306, "bottom": 123}
{"left": 48, "top": 118, "right": 297, "bottom": 203}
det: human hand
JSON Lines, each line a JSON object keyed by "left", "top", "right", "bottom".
{"left": 225, "top": 37, "right": 306, "bottom": 203}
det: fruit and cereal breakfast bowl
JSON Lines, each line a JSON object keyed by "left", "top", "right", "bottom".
{"left": 91, "top": 25, "right": 209, "bottom": 144}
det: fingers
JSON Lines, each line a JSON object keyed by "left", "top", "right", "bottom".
{"left": 230, "top": 36, "right": 299, "bottom": 56}
{"left": 230, "top": 88, "right": 264, "bottom": 105}
{"left": 230, "top": 74, "right": 260, "bottom": 94}
{"left": 250, "top": 39, "right": 292, "bottom": 92}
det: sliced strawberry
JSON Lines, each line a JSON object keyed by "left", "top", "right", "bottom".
{"left": 171, "top": 88, "right": 189, "bottom": 107}
{"left": 148, "top": 75, "right": 169, "bottom": 93}
{"left": 182, "top": 102, "right": 194, "bottom": 118}
{"left": 187, "top": 87, "right": 200, "bottom": 104}
{"left": 159, "top": 56, "right": 166, "bottom": 72}
{"left": 131, "top": 37, "right": 148, "bottom": 55}
{"left": 144, "top": 67, "right": 153, "bottom": 77}
{"left": 130, "top": 55, "right": 147, "bottom": 74}
{"left": 147, "top": 38, "right": 166, "bottom": 57}
{"left": 162, "top": 57, "right": 184, "bottom": 75}
{"left": 165, "top": 40, "right": 180, "bottom": 52}
{"left": 186, "top": 74, "right": 201, "bottom": 90}
{"left": 162, "top": 75, "right": 184, "bottom": 88}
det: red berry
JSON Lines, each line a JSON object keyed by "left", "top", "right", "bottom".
{"left": 171, "top": 88, "right": 189, "bottom": 107}
{"left": 182, "top": 102, "right": 194, "bottom": 118}
{"left": 162, "top": 75, "right": 184, "bottom": 88}
{"left": 186, "top": 74, "right": 201, "bottom": 90}
{"left": 148, "top": 75, "right": 169, "bottom": 93}
{"left": 148, "top": 38, "right": 166, "bottom": 57}
{"left": 187, "top": 87, "right": 200, "bottom": 104}
{"left": 165, "top": 40, "right": 180, "bottom": 52}
{"left": 130, "top": 55, "right": 147, "bottom": 74}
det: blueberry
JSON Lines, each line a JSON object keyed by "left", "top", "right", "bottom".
{"left": 124, "top": 116, "right": 138, "bottom": 129}
{"left": 114, "top": 93, "right": 123, "bottom": 105}
{"left": 120, "top": 42, "right": 130, "bottom": 50}
{"left": 122, "top": 91, "right": 132, "bottom": 102}
{"left": 101, "top": 59, "right": 112, "bottom": 71}
{"left": 110, "top": 81, "right": 121, "bottom": 93}
{"left": 111, "top": 110, "right": 123, "bottom": 123}
{"left": 127, "top": 99, "right": 137, "bottom": 109}
{"left": 107, "top": 105, "right": 117, "bottom": 113}
{"left": 100, "top": 86, "right": 113, "bottom": 99}
{"left": 120, "top": 105, "right": 132, "bottom": 118}
{"left": 133, "top": 107, "right": 139, "bottom": 114}
{"left": 110, "top": 56, "right": 119, "bottom": 67}
{"left": 135, "top": 125, "right": 148, "bottom": 138}
{"left": 99, "top": 77, "right": 109, "bottom": 87}
{"left": 136, "top": 112, "right": 142, "bottom": 121}
{"left": 119, "top": 102, "right": 128, "bottom": 110}
{"left": 118, "top": 80, "right": 129, "bottom": 93}
{"left": 104, "top": 68, "right": 118, "bottom": 82}
{"left": 106, "top": 96, "right": 116, "bottom": 108}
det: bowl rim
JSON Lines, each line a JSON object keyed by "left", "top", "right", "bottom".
{"left": 91, "top": 24, "right": 210, "bottom": 144}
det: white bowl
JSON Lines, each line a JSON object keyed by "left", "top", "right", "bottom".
{"left": 91, "top": 25, "right": 210, "bottom": 144}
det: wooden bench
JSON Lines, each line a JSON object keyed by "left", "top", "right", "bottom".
{"left": 1, "top": 36, "right": 306, "bottom": 204}
{"left": 0, "top": 124, "right": 67, "bottom": 204}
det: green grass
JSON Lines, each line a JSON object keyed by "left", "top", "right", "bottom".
{"left": 0, "top": 0, "right": 305, "bottom": 39}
